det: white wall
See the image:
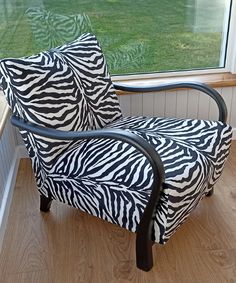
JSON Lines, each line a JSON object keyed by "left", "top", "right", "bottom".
{"left": 0, "top": 118, "right": 20, "bottom": 250}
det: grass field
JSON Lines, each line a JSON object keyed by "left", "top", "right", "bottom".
{"left": 0, "top": 0, "right": 228, "bottom": 75}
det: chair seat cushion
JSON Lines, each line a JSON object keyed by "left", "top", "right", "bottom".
{"left": 41, "top": 116, "right": 232, "bottom": 244}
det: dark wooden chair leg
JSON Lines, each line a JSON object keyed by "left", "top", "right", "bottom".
{"left": 136, "top": 237, "right": 153, "bottom": 271}
{"left": 206, "top": 187, "right": 214, "bottom": 197}
{"left": 40, "top": 194, "right": 53, "bottom": 212}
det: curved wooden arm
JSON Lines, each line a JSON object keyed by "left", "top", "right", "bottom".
{"left": 113, "top": 81, "right": 228, "bottom": 123}
{"left": 11, "top": 115, "right": 164, "bottom": 270}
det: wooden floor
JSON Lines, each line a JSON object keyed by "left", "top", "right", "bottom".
{"left": 0, "top": 143, "right": 236, "bottom": 283}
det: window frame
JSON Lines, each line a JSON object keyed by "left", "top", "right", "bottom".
{"left": 225, "top": 0, "right": 236, "bottom": 74}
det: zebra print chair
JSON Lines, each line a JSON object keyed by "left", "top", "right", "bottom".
{"left": 0, "top": 33, "right": 232, "bottom": 271}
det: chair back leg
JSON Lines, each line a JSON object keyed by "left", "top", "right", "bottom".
{"left": 40, "top": 194, "right": 53, "bottom": 212}
{"left": 206, "top": 187, "right": 214, "bottom": 197}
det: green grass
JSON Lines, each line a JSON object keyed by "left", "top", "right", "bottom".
{"left": 0, "top": 0, "right": 226, "bottom": 75}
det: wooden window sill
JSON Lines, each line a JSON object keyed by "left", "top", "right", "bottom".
{"left": 113, "top": 72, "right": 236, "bottom": 95}
{"left": 1, "top": 72, "right": 236, "bottom": 136}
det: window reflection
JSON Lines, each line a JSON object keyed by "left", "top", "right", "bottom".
{"left": 0, "top": 0, "right": 232, "bottom": 75}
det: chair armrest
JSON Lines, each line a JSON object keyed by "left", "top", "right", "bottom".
{"left": 11, "top": 115, "right": 164, "bottom": 243}
{"left": 113, "top": 81, "right": 228, "bottom": 123}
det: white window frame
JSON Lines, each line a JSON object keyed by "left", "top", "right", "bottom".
{"left": 113, "top": 0, "right": 236, "bottom": 82}
{"left": 226, "top": 0, "right": 236, "bottom": 73}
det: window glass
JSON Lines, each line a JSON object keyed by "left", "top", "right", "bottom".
{"left": 0, "top": 0, "right": 232, "bottom": 75}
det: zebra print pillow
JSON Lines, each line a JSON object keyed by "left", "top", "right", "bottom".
{"left": 0, "top": 34, "right": 122, "bottom": 179}
{"left": 0, "top": 33, "right": 122, "bottom": 130}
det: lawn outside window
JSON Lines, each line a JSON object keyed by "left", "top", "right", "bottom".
{"left": 0, "top": 0, "right": 234, "bottom": 77}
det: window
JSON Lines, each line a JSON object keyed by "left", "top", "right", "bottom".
{"left": 0, "top": 0, "right": 233, "bottom": 76}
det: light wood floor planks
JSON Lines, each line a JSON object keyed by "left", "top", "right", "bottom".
{"left": 0, "top": 142, "right": 236, "bottom": 283}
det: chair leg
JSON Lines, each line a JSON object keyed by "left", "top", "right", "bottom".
{"left": 40, "top": 194, "right": 53, "bottom": 212}
{"left": 136, "top": 237, "right": 153, "bottom": 271}
{"left": 206, "top": 187, "right": 214, "bottom": 197}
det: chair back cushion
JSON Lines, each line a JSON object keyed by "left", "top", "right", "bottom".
{"left": 0, "top": 34, "right": 122, "bottom": 187}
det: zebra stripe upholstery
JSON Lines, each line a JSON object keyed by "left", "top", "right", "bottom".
{"left": 0, "top": 33, "right": 232, "bottom": 269}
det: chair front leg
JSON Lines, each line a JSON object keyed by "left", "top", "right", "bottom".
{"left": 135, "top": 165, "right": 163, "bottom": 271}
{"left": 136, "top": 234, "right": 154, "bottom": 271}
{"left": 40, "top": 194, "right": 53, "bottom": 212}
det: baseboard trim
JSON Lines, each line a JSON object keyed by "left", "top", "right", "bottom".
{"left": 17, "top": 145, "right": 28, "bottom": 158}
{"left": 232, "top": 128, "right": 236, "bottom": 140}
{"left": 0, "top": 146, "right": 24, "bottom": 251}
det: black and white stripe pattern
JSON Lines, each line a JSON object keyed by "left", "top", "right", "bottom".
{"left": 0, "top": 34, "right": 122, "bottom": 185}
{"left": 0, "top": 34, "right": 232, "bottom": 244}
{"left": 26, "top": 8, "right": 93, "bottom": 50}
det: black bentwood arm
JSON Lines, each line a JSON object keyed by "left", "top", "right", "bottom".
{"left": 11, "top": 115, "right": 164, "bottom": 271}
{"left": 113, "top": 81, "right": 228, "bottom": 123}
